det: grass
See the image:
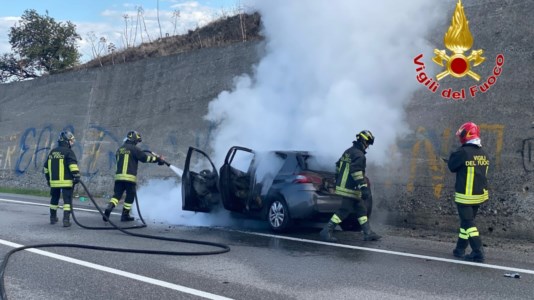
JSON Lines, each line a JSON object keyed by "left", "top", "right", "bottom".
{"left": 74, "top": 12, "right": 262, "bottom": 70}
{"left": 0, "top": 187, "right": 49, "bottom": 197}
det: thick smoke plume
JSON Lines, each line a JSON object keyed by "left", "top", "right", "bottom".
{"left": 140, "top": 1, "right": 447, "bottom": 226}
{"left": 206, "top": 0, "right": 445, "bottom": 165}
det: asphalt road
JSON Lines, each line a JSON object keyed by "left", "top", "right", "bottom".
{"left": 0, "top": 193, "right": 533, "bottom": 300}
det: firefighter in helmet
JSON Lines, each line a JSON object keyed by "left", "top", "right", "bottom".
{"left": 103, "top": 130, "right": 166, "bottom": 222}
{"left": 320, "top": 130, "right": 381, "bottom": 242}
{"left": 448, "top": 122, "right": 489, "bottom": 262}
{"left": 43, "top": 131, "right": 81, "bottom": 227}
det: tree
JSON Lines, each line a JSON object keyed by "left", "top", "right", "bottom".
{"left": 0, "top": 9, "right": 81, "bottom": 83}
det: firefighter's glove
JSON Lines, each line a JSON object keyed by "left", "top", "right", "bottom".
{"left": 157, "top": 155, "right": 166, "bottom": 166}
{"left": 72, "top": 173, "right": 81, "bottom": 184}
{"left": 360, "top": 186, "right": 371, "bottom": 200}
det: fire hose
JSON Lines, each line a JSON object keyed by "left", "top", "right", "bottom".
{"left": 0, "top": 172, "right": 230, "bottom": 299}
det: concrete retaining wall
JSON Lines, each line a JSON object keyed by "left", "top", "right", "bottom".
{"left": 0, "top": 42, "right": 260, "bottom": 196}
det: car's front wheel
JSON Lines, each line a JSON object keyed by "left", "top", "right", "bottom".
{"left": 267, "top": 198, "right": 291, "bottom": 232}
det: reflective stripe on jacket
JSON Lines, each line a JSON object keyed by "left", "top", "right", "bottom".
{"left": 43, "top": 143, "right": 80, "bottom": 188}
{"left": 114, "top": 142, "right": 158, "bottom": 183}
{"left": 334, "top": 141, "right": 367, "bottom": 199}
{"left": 447, "top": 144, "right": 489, "bottom": 205}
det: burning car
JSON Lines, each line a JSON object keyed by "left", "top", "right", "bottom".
{"left": 181, "top": 146, "right": 373, "bottom": 232}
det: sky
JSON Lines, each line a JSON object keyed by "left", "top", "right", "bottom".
{"left": 0, "top": 0, "right": 243, "bottom": 62}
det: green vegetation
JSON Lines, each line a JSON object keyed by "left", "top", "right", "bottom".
{"left": 0, "top": 9, "right": 81, "bottom": 83}
{"left": 0, "top": 187, "right": 49, "bottom": 197}
{"left": 1, "top": 10, "right": 261, "bottom": 81}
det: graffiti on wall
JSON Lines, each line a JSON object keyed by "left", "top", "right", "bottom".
{"left": 83, "top": 126, "right": 120, "bottom": 177}
{"left": 405, "top": 124, "right": 504, "bottom": 199}
{"left": 406, "top": 126, "right": 452, "bottom": 199}
{"left": 14, "top": 125, "right": 68, "bottom": 175}
{"left": 0, "top": 134, "right": 18, "bottom": 170}
{"left": 0, "top": 123, "right": 216, "bottom": 181}
{"left": 0, "top": 122, "right": 519, "bottom": 196}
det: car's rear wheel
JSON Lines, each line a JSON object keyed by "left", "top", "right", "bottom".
{"left": 267, "top": 198, "right": 291, "bottom": 232}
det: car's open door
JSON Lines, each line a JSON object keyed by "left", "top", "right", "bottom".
{"left": 181, "top": 147, "right": 220, "bottom": 213}
{"left": 219, "top": 146, "right": 255, "bottom": 212}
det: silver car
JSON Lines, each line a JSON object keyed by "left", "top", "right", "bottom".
{"left": 181, "top": 146, "right": 373, "bottom": 232}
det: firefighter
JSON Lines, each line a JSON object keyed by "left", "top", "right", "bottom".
{"left": 448, "top": 122, "right": 489, "bottom": 263}
{"left": 320, "top": 130, "right": 381, "bottom": 242}
{"left": 103, "top": 130, "right": 166, "bottom": 222}
{"left": 43, "top": 131, "right": 81, "bottom": 227}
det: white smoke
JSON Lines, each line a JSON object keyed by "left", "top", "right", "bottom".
{"left": 206, "top": 0, "right": 446, "bottom": 166}
{"left": 135, "top": 177, "right": 268, "bottom": 229}
{"left": 137, "top": 1, "right": 447, "bottom": 227}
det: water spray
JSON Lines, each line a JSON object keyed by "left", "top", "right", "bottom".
{"left": 144, "top": 150, "right": 183, "bottom": 177}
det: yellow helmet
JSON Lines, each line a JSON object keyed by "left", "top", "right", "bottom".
{"left": 357, "top": 130, "right": 374, "bottom": 146}
{"left": 126, "top": 130, "right": 142, "bottom": 144}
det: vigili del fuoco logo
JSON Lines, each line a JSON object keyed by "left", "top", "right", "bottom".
{"left": 413, "top": 0, "right": 504, "bottom": 100}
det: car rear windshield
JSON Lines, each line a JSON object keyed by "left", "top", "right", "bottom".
{"left": 272, "top": 153, "right": 300, "bottom": 175}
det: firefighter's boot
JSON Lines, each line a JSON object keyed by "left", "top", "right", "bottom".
{"left": 361, "top": 221, "right": 381, "bottom": 241}
{"left": 103, "top": 203, "right": 115, "bottom": 222}
{"left": 464, "top": 236, "right": 485, "bottom": 263}
{"left": 50, "top": 209, "right": 58, "bottom": 225}
{"left": 453, "top": 238, "right": 468, "bottom": 258}
{"left": 121, "top": 208, "right": 135, "bottom": 222}
{"left": 319, "top": 220, "right": 338, "bottom": 242}
{"left": 63, "top": 211, "right": 71, "bottom": 227}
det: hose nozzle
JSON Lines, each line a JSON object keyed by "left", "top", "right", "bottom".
{"left": 144, "top": 150, "right": 170, "bottom": 166}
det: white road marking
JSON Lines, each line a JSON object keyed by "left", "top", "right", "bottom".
{"left": 1, "top": 198, "right": 234, "bottom": 299}
{"left": 2, "top": 197, "right": 534, "bottom": 276}
{"left": 0, "top": 197, "right": 119, "bottom": 215}
{"left": 0, "top": 238, "right": 233, "bottom": 300}
{"left": 237, "top": 230, "right": 534, "bottom": 275}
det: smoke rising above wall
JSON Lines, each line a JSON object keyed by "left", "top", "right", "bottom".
{"left": 138, "top": 1, "right": 447, "bottom": 227}
{"left": 206, "top": 0, "right": 445, "bottom": 166}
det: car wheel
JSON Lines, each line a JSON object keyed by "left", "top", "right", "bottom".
{"left": 267, "top": 198, "right": 291, "bottom": 232}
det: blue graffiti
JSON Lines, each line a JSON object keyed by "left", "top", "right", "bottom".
{"left": 15, "top": 127, "right": 36, "bottom": 174}
{"left": 11, "top": 124, "right": 215, "bottom": 177}
{"left": 16, "top": 125, "right": 80, "bottom": 175}
{"left": 33, "top": 125, "right": 53, "bottom": 169}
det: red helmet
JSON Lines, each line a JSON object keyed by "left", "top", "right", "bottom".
{"left": 456, "top": 122, "right": 480, "bottom": 144}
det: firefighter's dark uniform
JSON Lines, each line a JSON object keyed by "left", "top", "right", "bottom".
{"left": 320, "top": 136, "right": 380, "bottom": 242}
{"left": 448, "top": 143, "right": 489, "bottom": 262}
{"left": 332, "top": 141, "right": 370, "bottom": 226}
{"left": 43, "top": 140, "right": 80, "bottom": 227}
{"left": 104, "top": 140, "right": 160, "bottom": 221}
